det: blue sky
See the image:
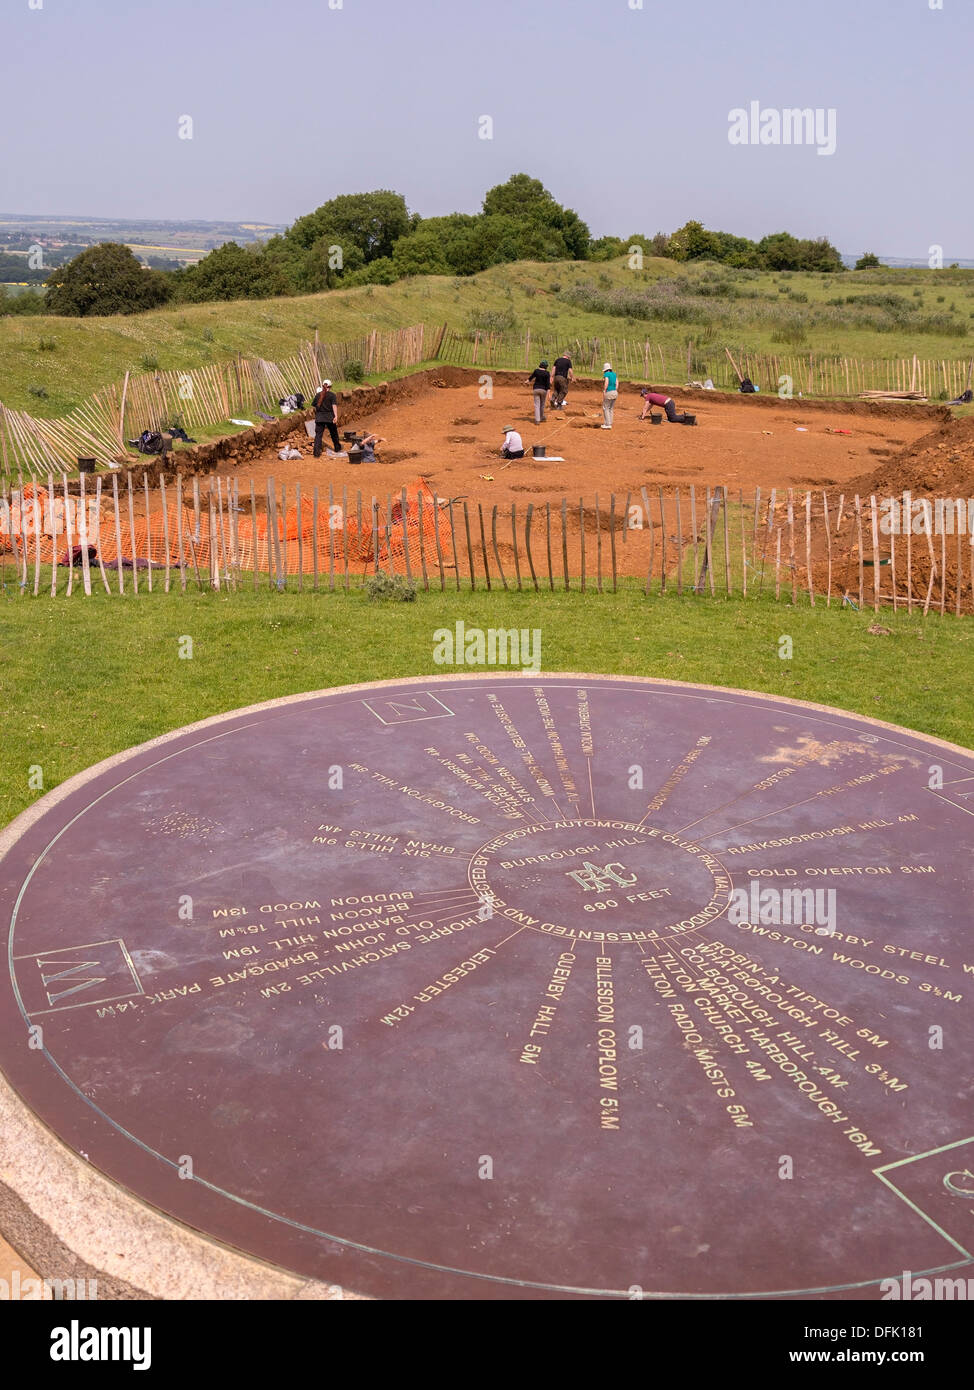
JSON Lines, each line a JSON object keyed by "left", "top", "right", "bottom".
{"left": 0, "top": 0, "right": 969, "bottom": 257}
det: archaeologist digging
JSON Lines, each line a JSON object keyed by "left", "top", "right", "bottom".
{"left": 640, "top": 388, "right": 689, "bottom": 424}
{"left": 500, "top": 426, "right": 525, "bottom": 459}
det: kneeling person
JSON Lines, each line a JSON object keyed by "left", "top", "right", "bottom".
{"left": 501, "top": 426, "right": 524, "bottom": 459}
{"left": 640, "top": 389, "right": 687, "bottom": 423}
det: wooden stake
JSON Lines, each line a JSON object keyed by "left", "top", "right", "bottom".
{"left": 432, "top": 493, "right": 445, "bottom": 591}
{"left": 343, "top": 484, "right": 350, "bottom": 592}
{"left": 854, "top": 495, "right": 865, "bottom": 609}
{"left": 561, "top": 498, "right": 569, "bottom": 590}
{"left": 723, "top": 487, "right": 732, "bottom": 596}
{"left": 64, "top": 474, "right": 74, "bottom": 598}
{"left": 305, "top": 484, "right": 315, "bottom": 591}
{"left": 690, "top": 485, "right": 699, "bottom": 590}
{"left": 594, "top": 493, "right": 603, "bottom": 594}
{"left": 490, "top": 504, "right": 507, "bottom": 590}
{"left": 249, "top": 480, "right": 258, "bottom": 591}
{"left": 579, "top": 498, "right": 586, "bottom": 593}
{"left": 399, "top": 487, "right": 412, "bottom": 583}
{"left": 327, "top": 484, "right": 335, "bottom": 590}
{"left": 869, "top": 495, "right": 880, "bottom": 611}
{"left": 774, "top": 528, "right": 782, "bottom": 601}
{"left": 126, "top": 472, "right": 139, "bottom": 594}
{"left": 448, "top": 500, "right": 461, "bottom": 590}
{"left": 525, "top": 503, "right": 538, "bottom": 590}
{"left": 641, "top": 486, "right": 655, "bottom": 594}
{"left": 545, "top": 501, "right": 554, "bottom": 590}
{"left": 463, "top": 501, "right": 476, "bottom": 590}
{"left": 609, "top": 493, "right": 618, "bottom": 593}
{"left": 510, "top": 503, "right": 522, "bottom": 590}
{"left": 31, "top": 484, "right": 43, "bottom": 597}
{"left": 296, "top": 482, "right": 304, "bottom": 591}
{"left": 658, "top": 489, "right": 667, "bottom": 594}
{"left": 143, "top": 473, "right": 153, "bottom": 593}
{"left": 823, "top": 493, "right": 832, "bottom": 607}
{"left": 477, "top": 502, "right": 492, "bottom": 589}
{"left": 416, "top": 490, "right": 428, "bottom": 590}
{"left": 159, "top": 474, "right": 171, "bottom": 593}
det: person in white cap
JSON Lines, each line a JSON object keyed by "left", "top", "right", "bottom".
{"left": 601, "top": 362, "right": 619, "bottom": 429}
{"left": 311, "top": 380, "right": 340, "bottom": 457}
{"left": 500, "top": 426, "right": 524, "bottom": 459}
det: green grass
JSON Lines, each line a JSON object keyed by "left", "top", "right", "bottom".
{"left": 3, "top": 258, "right": 974, "bottom": 415}
{"left": 1, "top": 583, "right": 970, "bottom": 829}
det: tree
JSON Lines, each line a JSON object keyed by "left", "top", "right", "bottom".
{"left": 589, "top": 236, "right": 627, "bottom": 262}
{"left": 391, "top": 226, "right": 453, "bottom": 277}
{"left": 482, "top": 175, "right": 590, "bottom": 260}
{"left": 286, "top": 191, "right": 412, "bottom": 262}
{"left": 855, "top": 251, "right": 882, "bottom": 270}
{"left": 796, "top": 237, "right": 845, "bottom": 273}
{"left": 668, "top": 220, "right": 721, "bottom": 262}
{"left": 172, "top": 242, "right": 289, "bottom": 302}
{"left": 757, "top": 231, "right": 803, "bottom": 271}
{"left": 45, "top": 243, "right": 170, "bottom": 316}
{"left": 482, "top": 173, "right": 551, "bottom": 219}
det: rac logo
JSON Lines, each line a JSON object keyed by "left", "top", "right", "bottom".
{"left": 565, "top": 862, "right": 638, "bottom": 894}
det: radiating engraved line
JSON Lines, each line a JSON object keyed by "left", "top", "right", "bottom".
{"left": 693, "top": 786, "right": 864, "bottom": 842}
{"left": 635, "top": 740, "right": 710, "bottom": 828}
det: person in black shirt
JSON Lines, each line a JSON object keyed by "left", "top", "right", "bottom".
{"left": 526, "top": 360, "right": 551, "bottom": 423}
{"left": 551, "top": 353, "right": 573, "bottom": 409}
{"left": 311, "top": 380, "right": 340, "bottom": 457}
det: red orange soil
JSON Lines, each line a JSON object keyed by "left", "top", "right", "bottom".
{"left": 214, "top": 374, "right": 939, "bottom": 514}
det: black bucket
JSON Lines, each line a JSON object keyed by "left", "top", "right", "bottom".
{"left": 347, "top": 446, "right": 364, "bottom": 465}
{"left": 682, "top": 414, "right": 697, "bottom": 426}
{"left": 342, "top": 430, "right": 358, "bottom": 442}
{"left": 532, "top": 444, "right": 546, "bottom": 458}
{"left": 77, "top": 456, "right": 96, "bottom": 473}
{"left": 649, "top": 414, "right": 662, "bottom": 425}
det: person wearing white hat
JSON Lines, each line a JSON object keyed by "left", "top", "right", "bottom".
{"left": 500, "top": 426, "right": 524, "bottom": 459}
{"left": 311, "top": 380, "right": 340, "bottom": 457}
{"left": 601, "top": 362, "right": 619, "bottom": 429}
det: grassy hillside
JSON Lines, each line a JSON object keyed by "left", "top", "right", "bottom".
{"left": 3, "top": 258, "right": 974, "bottom": 416}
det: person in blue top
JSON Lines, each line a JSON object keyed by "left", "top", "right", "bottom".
{"left": 602, "top": 362, "right": 619, "bottom": 429}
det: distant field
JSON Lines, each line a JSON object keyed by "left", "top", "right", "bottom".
{"left": 2, "top": 257, "right": 973, "bottom": 416}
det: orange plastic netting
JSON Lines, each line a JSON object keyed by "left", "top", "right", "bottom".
{"left": 1, "top": 478, "right": 450, "bottom": 579}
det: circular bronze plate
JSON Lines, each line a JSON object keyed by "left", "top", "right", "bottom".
{"left": 2, "top": 675, "right": 973, "bottom": 1300}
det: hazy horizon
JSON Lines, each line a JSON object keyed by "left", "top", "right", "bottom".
{"left": 1, "top": 0, "right": 970, "bottom": 261}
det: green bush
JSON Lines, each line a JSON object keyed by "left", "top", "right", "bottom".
{"left": 140, "top": 353, "right": 159, "bottom": 371}
{"left": 365, "top": 570, "right": 417, "bottom": 602}
{"left": 342, "top": 358, "right": 366, "bottom": 383}
{"left": 27, "top": 383, "right": 48, "bottom": 398}
{"left": 466, "top": 307, "right": 519, "bottom": 334}
{"left": 37, "top": 336, "right": 57, "bottom": 351}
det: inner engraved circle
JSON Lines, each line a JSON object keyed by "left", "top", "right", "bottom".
{"left": 469, "top": 817, "right": 732, "bottom": 941}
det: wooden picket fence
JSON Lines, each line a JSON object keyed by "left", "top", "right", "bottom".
{"left": 436, "top": 328, "right": 974, "bottom": 401}
{"left": 3, "top": 473, "right": 971, "bottom": 617}
{"left": 3, "top": 321, "right": 972, "bottom": 482}
{"left": 0, "top": 326, "right": 433, "bottom": 480}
